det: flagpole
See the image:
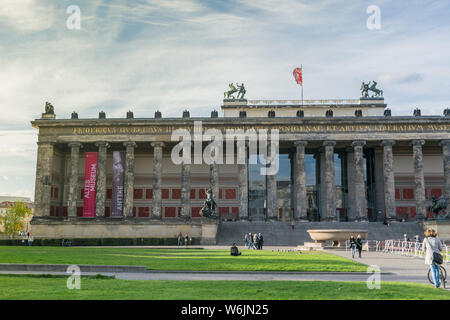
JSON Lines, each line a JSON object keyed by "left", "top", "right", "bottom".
{"left": 301, "top": 64, "right": 303, "bottom": 105}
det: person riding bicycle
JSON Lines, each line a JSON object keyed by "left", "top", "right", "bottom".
{"left": 423, "top": 229, "right": 443, "bottom": 288}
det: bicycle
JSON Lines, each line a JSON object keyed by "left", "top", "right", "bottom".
{"left": 427, "top": 264, "right": 447, "bottom": 288}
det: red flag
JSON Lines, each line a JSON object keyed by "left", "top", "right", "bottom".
{"left": 293, "top": 67, "right": 303, "bottom": 86}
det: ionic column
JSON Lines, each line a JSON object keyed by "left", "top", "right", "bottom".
{"left": 411, "top": 140, "right": 426, "bottom": 219}
{"left": 123, "top": 142, "right": 137, "bottom": 217}
{"left": 237, "top": 142, "right": 248, "bottom": 220}
{"left": 210, "top": 155, "right": 219, "bottom": 215}
{"left": 34, "top": 142, "right": 54, "bottom": 217}
{"left": 95, "top": 141, "right": 110, "bottom": 217}
{"left": 323, "top": 141, "right": 336, "bottom": 221}
{"left": 67, "top": 142, "right": 82, "bottom": 218}
{"left": 381, "top": 140, "right": 396, "bottom": 220}
{"left": 294, "top": 141, "right": 308, "bottom": 220}
{"left": 441, "top": 140, "right": 450, "bottom": 203}
{"left": 181, "top": 162, "right": 191, "bottom": 218}
{"left": 352, "top": 140, "right": 367, "bottom": 221}
{"left": 266, "top": 142, "right": 277, "bottom": 220}
{"left": 151, "top": 142, "right": 164, "bottom": 219}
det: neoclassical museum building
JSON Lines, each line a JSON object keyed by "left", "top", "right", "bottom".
{"left": 30, "top": 93, "right": 450, "bottom": 242}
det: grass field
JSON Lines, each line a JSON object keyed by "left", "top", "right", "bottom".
{"left": 0, "top": 274, "right": 448, "bottom": 300}
{"left": 0, "top": 247, "right": 367, "bottom": 272}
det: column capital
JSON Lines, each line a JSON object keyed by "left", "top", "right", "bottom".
{"left": 381, "top": 140, "right": 396, "bottom": 147}
{"left": 351, "top": 140, "right": 366, "bottom": 148}
{"left": 95, "top": 141, "right": 110, "bottom": 148}
{"left": 440, "top": 139, "right": 450, "bottom": 147}
{"left": 322, "top": 140, "right": 336, "bottom": 147}
{"left": 123, "top": 141, "right": 137, "bottom": 148}
{"left": 151, "top": 141, "right": 165, "bottom": 148}
{"left": 68, "top": 142, "right": 83, "bottom": 149}
{"left": 294, "top": 140, "right": 308, "bottom": 148}
{"left": 411, "top": 139, "right": 425, "bottom": 147}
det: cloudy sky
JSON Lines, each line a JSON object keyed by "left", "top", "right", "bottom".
{"left": 0, "top": 0, "right": 450, "bottom": 199}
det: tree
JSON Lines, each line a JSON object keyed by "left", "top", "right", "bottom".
{"left": 0, "top": 202, "right": 31, "bottom": 239}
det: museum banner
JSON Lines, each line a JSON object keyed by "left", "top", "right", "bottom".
{"left": 82, "top": 152, "right": 98, "bottom": 218}
{"left": 112, "top": 151, "right": 125, "bottom": 217}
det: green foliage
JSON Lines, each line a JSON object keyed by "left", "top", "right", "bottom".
{"left": 0, "top": 202, "right": 31, "bottom": 239}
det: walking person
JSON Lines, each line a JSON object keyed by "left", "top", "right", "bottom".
{"left": 184, "top": 234, "right": 189, "bottom": 247}
{"left": 249, "top": 232, "right": 256, "bottom": 249}
{"left": 423, "top": 229, "right": 443, "bottom": 288}
{"left": 244, "top": 233, "right": 249, "bottom": 249}
{"left": 349, "top": 235, "right": 357, "bottom": 258}
{"left": 253, "top": 233, "right": 258, "bottom": 250}
{"left": 356, "top": 234, "right": 363, "bottom": 258}
{"left": 291, "top": 219, "right": 295, "bottom": 230}
{"left": 27, "top": 232, "right": 33, "bottom": 247}
{"left": 258, "top": 233, "right": 264, "bottom": 250}
{"left": 177, "top": 232, "right": 183, "bottom": 247}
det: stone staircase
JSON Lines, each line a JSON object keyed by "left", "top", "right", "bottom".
{"left": 216, "top": 221, "right": 425, "bottom": 246}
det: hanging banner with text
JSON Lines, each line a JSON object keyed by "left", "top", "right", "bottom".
{"left": 112, "top": 151, "right": 125, "bottom": 217}
{"left": 82, "top": 152, "right": 98, "bottom": 217}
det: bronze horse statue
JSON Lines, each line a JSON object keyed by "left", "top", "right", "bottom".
{"left": 428, "top": 195, "right": 449, "bottom": 220}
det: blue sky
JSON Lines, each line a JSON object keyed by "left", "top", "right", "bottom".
{"left": 0, "top": 0, "right": 450, "bottom": 199}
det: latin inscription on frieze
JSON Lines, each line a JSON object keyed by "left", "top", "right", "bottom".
{"left": 41, "top": 123, "right": 450, "bottom": 136}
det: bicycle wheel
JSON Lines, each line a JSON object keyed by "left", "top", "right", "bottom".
{"left": 428, "top": 268, "right": 434, "bottom": 285}
{"left": 440, "top": 266, "right": 447, "bottom": 288}
{"left": 440, "top": 265, "right": 447, "bottom": 280}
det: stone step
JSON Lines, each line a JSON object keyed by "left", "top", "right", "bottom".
{"left": 216, "top": 221, "right": 424, "bottom": 246}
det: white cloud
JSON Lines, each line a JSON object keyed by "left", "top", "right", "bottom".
{"left": 0, "top": 0, "right": 55, "bottom": 32}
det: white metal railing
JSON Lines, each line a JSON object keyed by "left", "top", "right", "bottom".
{"left": 347, "top": 239, "right": 450, "bottom": 264}
{"left": 247, "top": 99, "right": 360, "bottom": 106}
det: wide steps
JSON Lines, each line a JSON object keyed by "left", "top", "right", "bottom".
{"left": 216, "top": 221, "right": 424, "bottom": 246}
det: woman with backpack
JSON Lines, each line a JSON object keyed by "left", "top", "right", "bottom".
{"left": 423, "top": 229, "right": 443, "bottom": 288}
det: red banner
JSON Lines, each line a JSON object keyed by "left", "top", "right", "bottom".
{"left": 293, "top": 67, "right": 303, "bottom": 86}
{"left": 83, "top": 152, "right": 98, "bottom": 218}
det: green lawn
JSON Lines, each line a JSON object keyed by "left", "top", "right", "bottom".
{"left": 0, "top": 247, "right": 366, "bottom": 272}
{"left": 0, "top": 275, "right": 448, "bottom": 300}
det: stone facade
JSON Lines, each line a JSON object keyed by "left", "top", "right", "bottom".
{"left": 30, "top": 97, "right": 450, "bottom": 240}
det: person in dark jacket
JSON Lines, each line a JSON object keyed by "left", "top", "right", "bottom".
{"left": 356, "top": 234, "right": 363, "bottom": 258}
{"left": 230, "top": 243, "right": 242, "bottom": 256}
{"left": 258, "top": 233, "right": 264, "bottom": 250}
{"left": 349, "top": 235, "right": 357, "bottom": 258}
